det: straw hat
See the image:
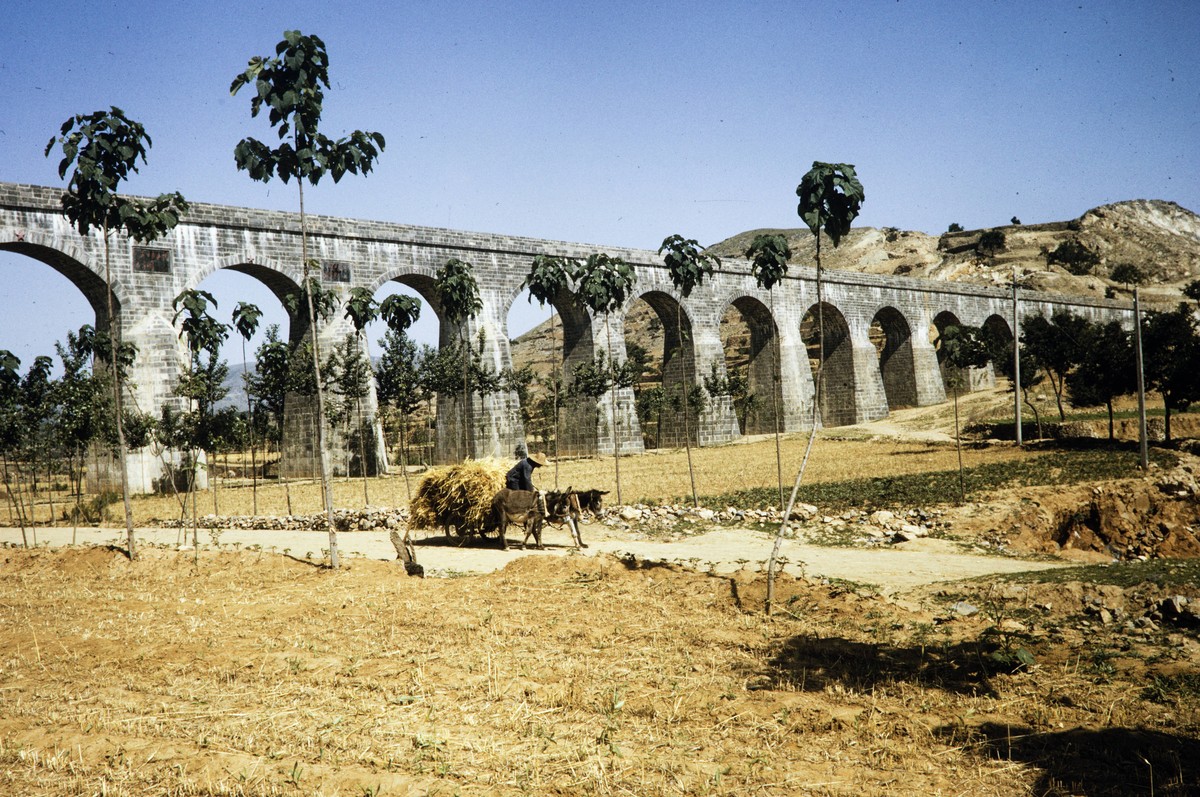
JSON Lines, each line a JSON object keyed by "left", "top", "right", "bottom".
{"left": 527, "top": 452, "right": 548, "bottom": 467}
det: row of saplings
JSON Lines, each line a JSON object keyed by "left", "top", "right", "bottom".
{"left": 409, "top": 460, "right": 607, "bottom": 552}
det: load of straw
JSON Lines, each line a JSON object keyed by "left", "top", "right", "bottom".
{"left": 409, "top": 459, "right": 507, "bottom": 536}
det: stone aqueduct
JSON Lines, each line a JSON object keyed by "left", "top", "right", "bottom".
{"left": 1, "top": 182, "right": 1130, "bottom": 493}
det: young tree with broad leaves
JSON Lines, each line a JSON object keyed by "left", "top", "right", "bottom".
{"left": 172, "top": 288, "right": 230, "bottom": 558}
{"left": 0, "top": 350, "right": 28, "bottom": 544}
{"left": 434, "top": 258, "right": 483, "bottom": 461}
{"left": 575, "top": 253, "right": 637, "bottom": 504}
{"left": 245, "top": 325, "right": 296, "bottom": 513}
{"left": 658, "top": 235, "right": 720, "bottom": 506}
{"left": 522, "top": 255, "right": 580, "bottom": 488}
{"left": 990, "top": 337, "right": 1047, "bottom": 440}
{"left": 55, "top": 327, "right": 105, "bottom": 539}
{"left": 1021, "top": 310, "right": 1090, "bottom": 422}
{"left": 231, "top": 29, "right": 385, "bottom": 568}
{"left": 19, "top": 356, "right": 56, "bottom": 524}
{"left": 231, "top": 302, "right": 263, "bottom": 514}
{"left": 342, "top": 287, "right": 381, "bottom": 504}
{"left": 939, "top": 324, "right": 993, "bottom": 502}
{"left": 743, "top": 233, "right": 792, "bottom": 507}
{"left": 767, "top": 161, "right": 865, "bottom": 616}
{"left": 376, "top": 336, "right": 426, "bottom": 499}
{"left": 1141, "top": 304, "right": 1200, "bottom": 444}
{"left": 375, "top": 293, "right": 423, "bottom": 495}
{"left": 1067, "top": 320, "right": 1134, "bottom": 440}
{"left": 45, "top": 107, "right": 189, "bottom": 560}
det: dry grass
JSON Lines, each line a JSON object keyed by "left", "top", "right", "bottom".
{"left": 95, "top": 432, "right": 1034, "bottom": 526}
{"left": 409, "top": 459, "right": 507, "bottom": 533}
{"left": 1, "top": 546, "right": 1196, "bottom": 795}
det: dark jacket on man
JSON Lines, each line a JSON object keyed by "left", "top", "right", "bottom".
{"left": 505, "top": 453, "right": 545, "bottom": 491}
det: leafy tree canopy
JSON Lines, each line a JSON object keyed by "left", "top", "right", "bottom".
{"left": 44, "top": 107, "right": 188, "bottom": 240}
{"left": 796, "top": 161, "right": 865, "bottom": 247}
{"left": 231, "top": 30, "right": 385, "bottom": 185}
{"left": 380, "top": 294, "right": 421, "bottom": 333}
{"left": 435, "top": 258, "right": 483, "bottom": 327}
{"left": 524, "top": 255, "right": 580, "bottom": 308}
{"left": 744, "top": 233, "right": 792, "bottom": 292}
{"left": 576, "top": 253, "right": 637, "bottom": 316}
{"left": 1109, "top": 262, "right": 1146, "bottom": 287}
{"left": 659, "top": 235, "right": 720, "bottom": 299}
{"left": 1046, "top": 239, "right": 1099, "bottom": 275}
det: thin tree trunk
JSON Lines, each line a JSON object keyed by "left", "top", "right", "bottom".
{"left": 1049, "top": 371, "right": 1066, "bottom": 422}
{"left": 552, "top": 310, "right": 559, "bottom": 490}
{"left": 24, "top": 466, "right": 38, "bottom": 545}
{"left": 3, "top": 455, "right": 28, "bottom": 547}
{"left": 357, "top": 333, "right": 372, "bottom": 506}
{"left": 46, "top": 456, "right": 56, "bottom": 527}
{"left": 102, "top": 221, "right": 137, "bottom": 559}
{"left": 678, "top": 306, "right": 699, "bottom": 507}
{"left": 953, "top": 381, "right": 965, "bottom": 503}
{"left": 1107, "top": 399, "right": 1115, "bottom": 441}
{"left": 606, "top": 317, "right": 622, "bottom": 504}
{"left": 281, "top": 438, "right": 294, "bottom": 515}
{"left": 190, "top": 457, "right": 199, "bottom": 565}
{"left": 212, "top": 448, "right": 219, "bottom": 516}
{"left": 298, "top": 180, "right": 339, "bottom": 567}
{"left": 1023, "top": 392, "right": 1043, "bottom": 439}
{"left": 769, "top": 290, "right": 784, "bottom": 509}
{"left": 400, "top": 411, "right": 412, "bottom": 500}
{"left": 461, "top": 331, "right": 471, "bottom": 462}
{"left": 72, "top": 446, "right": 82, "bottom": 544}
{"left": 358, "top": 398, "right": 369, "bottom": 505}
{"left": 3, "top": 459, "right": 12, "bottom": 527}
{"left": 767, "top": 231, "right": 826, "bottom": 615}
{"left": 243, "top": 336, "right": 258, "bottom": 516}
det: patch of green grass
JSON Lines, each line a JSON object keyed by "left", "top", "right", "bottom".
{"left": 991, "top": 558, "right": 1200, "bottom": 589}
{"left": 703, "top": 447, "right": 1176, "bottom": 511}
{"left": 1142, "top": 672, "right": 1200, "bottom": 704}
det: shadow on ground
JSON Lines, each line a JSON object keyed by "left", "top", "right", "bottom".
{"left": 934, "top": 723, "right": 1200, "bottom": 796}
{"left": 768, "top": 632, "right": 1040, "bottom": 697}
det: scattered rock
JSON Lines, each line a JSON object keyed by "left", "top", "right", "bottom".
{"left": 951, "top": 601, "right": 979, "bottom": 617}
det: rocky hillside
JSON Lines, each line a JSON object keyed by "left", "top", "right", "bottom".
{"left": 511, "top": 200, "right": 1200, "bottom": 375}
{"left": 708, "top": 199, "right": 1200, "bottom": 303}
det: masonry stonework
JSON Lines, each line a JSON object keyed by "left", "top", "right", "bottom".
{"left": 0, "top": 182, "right": 1133, "bottom": 493}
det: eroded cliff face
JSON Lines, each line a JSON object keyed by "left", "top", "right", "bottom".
{"left": 708, "top": 199, "right": 1200, "bottom": 304}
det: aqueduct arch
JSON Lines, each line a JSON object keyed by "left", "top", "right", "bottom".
{"left": 720, "top": 295, "right": 782, "bottom": 435}
{"left": 1, "top": 181, "right": 1132, "bottom": 492}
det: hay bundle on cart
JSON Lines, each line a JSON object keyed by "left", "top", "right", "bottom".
{"left": 410, "top": 459, "right": 507, "bottom": 538}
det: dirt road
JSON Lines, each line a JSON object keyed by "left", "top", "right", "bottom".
{"left": 0, "top": 521, "right": 1065, "bottom": 592}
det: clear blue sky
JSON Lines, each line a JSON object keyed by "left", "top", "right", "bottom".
{"left": 2, "top": 0, "right": 1197, "bottom": 368}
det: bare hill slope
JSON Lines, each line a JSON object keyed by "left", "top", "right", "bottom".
{"left": 708, "top": 199, "right": 1200, "bottom": 302}
{"left": 511, "top": 200, "right": 1200, "bottom": 373}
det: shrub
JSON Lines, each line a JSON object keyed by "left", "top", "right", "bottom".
{"left": 1046, "top": 239, "right": 1100, "bottom": 275}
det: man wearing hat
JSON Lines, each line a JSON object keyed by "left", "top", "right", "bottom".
{"left": 505, "top": 451, "right": 547, "bottom": 492}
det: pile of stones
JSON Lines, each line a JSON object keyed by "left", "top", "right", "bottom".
{"left": 161, "top": 507, "right": 410, "bottom": 532}
{"left": 599, "top": 502, "right": 945, "bottom": 545}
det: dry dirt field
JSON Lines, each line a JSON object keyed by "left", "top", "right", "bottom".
{"left": 3, "top": 394, "right": 1200, "bottom": 796}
